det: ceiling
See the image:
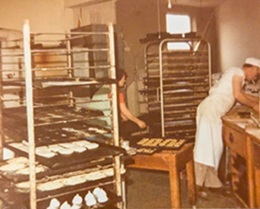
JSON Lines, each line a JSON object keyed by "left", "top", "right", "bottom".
{"left": 170, "top": 0, "right": 226, "bottom": 8}
{"left": 65, "top": 0, "right": 226, "bottom": 8}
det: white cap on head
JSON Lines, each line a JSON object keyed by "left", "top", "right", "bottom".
{"left": 245, "top": 57, "right": 260, "bottom": 68}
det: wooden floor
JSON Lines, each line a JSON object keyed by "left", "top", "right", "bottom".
{"left": 126, "top": 169, "right": 243, "bottom": 209}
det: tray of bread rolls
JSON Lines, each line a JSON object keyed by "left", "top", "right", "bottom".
{"left": 5, "top": 139, "right": 126, "bottom": 169}
{"left": 132, "top": 138, "right": 186, "bottom": 154}
{"left": 0, "top": 156, "right": 49, "bottom": 182}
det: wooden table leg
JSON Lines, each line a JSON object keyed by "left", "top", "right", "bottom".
{"left": 246, "top": 136, "right": 256, "bottom": 208}
{"left": 129, "top": 144, "right": 196, "bottom": 209}
{"left": 169, "top": 155, "right": 181, "bottom": 209}
{"left": 186, "top": 159, "right": 197, "bottom": 206}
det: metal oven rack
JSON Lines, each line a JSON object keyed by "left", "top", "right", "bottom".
{"left": 141, "top": 37, "right": 211, "bottom": 141}
{"left": 0, "top": 21, "right": 125, "bottom": 209}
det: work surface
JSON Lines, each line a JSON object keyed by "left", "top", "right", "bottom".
{"left": 128, "top": 143, "right": 196, "bottom": 209}
{"left": 223, "top": 105, "right": 260, "bottom": 138}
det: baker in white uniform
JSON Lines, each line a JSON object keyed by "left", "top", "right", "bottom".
{"left": 194, "top": 57, "right": 260, "bottom": 197}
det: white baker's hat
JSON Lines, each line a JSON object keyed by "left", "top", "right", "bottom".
{"left": 245, "top": 57, "right": 260, "bottom": 68}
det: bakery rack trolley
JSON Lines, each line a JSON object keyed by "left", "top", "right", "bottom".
{"left": 0, "top": 20, "right": 125, "bottom": 209}
{"left": 141, "top": 37, "right": 211, "bottom": 141}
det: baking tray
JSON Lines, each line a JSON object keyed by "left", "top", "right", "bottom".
{"left": 5, "top": 140, "right": 126, "bottom": 169}
{"left": 0, "top": 178, "right": 121, "bottom": 209}
{"left": 0, "top": 159, "right": 50, "bottom": 183}
{"left": 0, "top": 155, "right": 123, "bottom": 184}
{"left": 2, "top": 106, "right": 108, "bottom": 143}
{"left": 12, "top": 167, "right": 126, "bottom": 207}
{"left": 33, "top": 122, "right": 110, "bottom": 146}
{"left": 130, "top": 137, "right": 186, "bottom": 153}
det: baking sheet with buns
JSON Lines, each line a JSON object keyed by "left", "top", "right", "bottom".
{"left": 132, "top": 137, "right": 186, "bottom": 155}
{"left": 5, "top": 139, "right": 126, "bottom": 169}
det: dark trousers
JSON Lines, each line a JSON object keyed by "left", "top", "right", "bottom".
{"left": 119, "top": 113, "right": 157, "bottom": 140}
{"left": 119, "top": 120, "right": 143, "bottom": 140}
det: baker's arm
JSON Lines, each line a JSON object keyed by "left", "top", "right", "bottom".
{"left": 119, "top": 102, "right": 146, "bottom": 128}
{"left": 233, "top": 75, "right": 259, "bottom": 112}
{"left": 244, "top": 93, "right": 259, "bottom": 103}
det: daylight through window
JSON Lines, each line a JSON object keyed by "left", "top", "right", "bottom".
{"left": 166, "top": 14, "right": 191, "bottom": 50}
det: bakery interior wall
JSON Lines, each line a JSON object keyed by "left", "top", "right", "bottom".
{"left": 215, "top": 0, "right": 260, "bottom": 71}
{"left": 0, "top": 0, "right": 74, "bottom": 33}
{"left": 115, "top": 0, "right": 218, "bottom": 115}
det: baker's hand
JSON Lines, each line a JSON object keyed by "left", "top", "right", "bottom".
{"left": 137, "top": 120, "right": 147, "bottom": 129}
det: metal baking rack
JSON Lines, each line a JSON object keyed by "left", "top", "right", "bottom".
{"left": 0, "top": 21, "right": 125, "bottom": 209}
{"left": 141, "top": 37, "right": 211, "bottom": 141}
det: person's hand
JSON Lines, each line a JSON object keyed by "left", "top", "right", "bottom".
{"left": 137, "top": 120, "right": 146, "bottom": 129}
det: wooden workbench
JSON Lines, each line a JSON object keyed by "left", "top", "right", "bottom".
{"left": 222, "top": 116, "right": 260, "bottom": 208}
{"left": 127, "top": 143, "right": 196, "bottom": 209}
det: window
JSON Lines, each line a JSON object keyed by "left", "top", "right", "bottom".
{"left": 166, "top": 14, "right": 191, "bottom": 50}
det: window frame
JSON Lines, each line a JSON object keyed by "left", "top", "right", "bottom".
{"left": 166, "top": 13, "right": 192, "bottom": 50}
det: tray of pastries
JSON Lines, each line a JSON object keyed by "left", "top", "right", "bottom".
{"left": 6, "top": 139, "right": 125, "bottom": 169}
{"left": 0, "top": 156, "right": 49, "bottom": 182}
{"left": 14, "top": 166, "right": 126, "bottom": 195}
{"left": 133, "top": 138, "right": 186, "bottom": 152}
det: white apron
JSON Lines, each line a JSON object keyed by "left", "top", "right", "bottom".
{"left": 194, "top": 66, "right": 245, "bottom": 170}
